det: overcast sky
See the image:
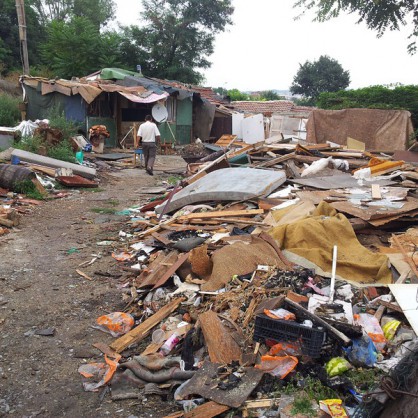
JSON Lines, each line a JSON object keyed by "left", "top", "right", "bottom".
{"left": 114, "top": 0, "right": 418, "bottom": 91}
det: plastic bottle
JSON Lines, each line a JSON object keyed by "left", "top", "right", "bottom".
{"left": 160, "top": 333, "right": 179, "bottom": 356}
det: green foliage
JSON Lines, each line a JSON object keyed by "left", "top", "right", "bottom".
{"left": 119, "top": 0, "right": 234, "bottom": 84}
{"left": 283, "top": 373, "right": 338, "bottom": 401}
{"left": 0, "top": 93, "right": 20, "bottom": 126}
{"left": 47, "top": 108, "right": 79, "bottom": 140}
{"left": 294, "top": 0, "right": 418, "bottom": 54}
{"left": 30, "top": 0, "right": 115, "bottom": 28}
{"left": 0, "top": 0, "right": 46, "bottom": 73}
{"left": 254, "top": 90, "right": 285, "bottom": 101}
{"left": 317, "top": 84, "right": 418, "bottom": 126}
{"left": 46, "top": 139, "right": 75, "bottom": 163}
{"left": 291, "top": 394, "right": 316, "bottom": 417}
{"left": 228, "top": 88, "right": 250, "bottom": 101}
{"left": 41, "top": 17, "right": 102, "bottom": 78}
{"left": 13, "top": 180, "right": 45, "bottom": 200}
{"left": 13, "top": 135, "right": 44, "bottom": 153}
{"left": 345, "top": 368, "right": 383, "bottom": 392}
{"left": 290, "top": 55, "right": 350, "bottom": 103}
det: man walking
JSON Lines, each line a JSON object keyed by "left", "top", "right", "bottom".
{"left": 137, "top": 115, "right": 161, "bottom": 176}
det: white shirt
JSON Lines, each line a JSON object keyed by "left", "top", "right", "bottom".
{"left": 138, "top": 121, "right": 160, "bottom": 143}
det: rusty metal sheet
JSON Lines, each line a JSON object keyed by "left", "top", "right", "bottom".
{"left": 176, "top": 361, "right": 264, "bottom": 408}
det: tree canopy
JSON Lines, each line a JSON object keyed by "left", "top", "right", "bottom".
{"left": 290, "top": 55, "right": 350, "bottom": 105}
{"left": 119, "top": 0, "right": 234, "bottom": 84}
{"left": 294, "top": 0, "right": 418, "bottom": 53}
{"left": 1, "top": 0, "right": 233, "bottom": 83}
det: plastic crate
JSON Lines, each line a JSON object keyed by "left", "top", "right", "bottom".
{"left": 253, "top": 314, "right": 326, "bottom": 358}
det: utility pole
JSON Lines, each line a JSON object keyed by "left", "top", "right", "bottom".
{"left": 15, "top": 0, "right": 30, "bottom": 75}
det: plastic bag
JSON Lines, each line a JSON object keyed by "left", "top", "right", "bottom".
{"left": 382, "top": 320, "right": 401, "bottom": 341}
{"left": 264, "top": 308, "right": 296, "bottom": 321}
{"left": 78, "top": 353, "right": 121, "bottom": 392}
{"left": 344, "top": 335, "right": 378, "bottom": 367}
{"left": 268, "top": 341, "right": 302, "bottom": 357}
{"left": 301, "top": 157, "right": 332, "bottom": 177}
{"left": 95, "top": 312, "right": 134, "bottom": 337}
{"left": 325, "top": 357, "right": 351, "bottom": 377}
{"left": 354, "top": 313, "right": 386, "bottom": 352}
{"left": 319, "top": 399, "right": 348, "bottom": 417}
{"left": 255, "top": 355, "right": 298, "bottom": 378}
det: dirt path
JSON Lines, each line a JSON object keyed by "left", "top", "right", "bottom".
{"left": 0, "top": 157, "right": 185, "bottom": 417}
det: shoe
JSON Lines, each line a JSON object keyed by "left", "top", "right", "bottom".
{"left": 146, "top": 168, "right": 153, "bottom": 176}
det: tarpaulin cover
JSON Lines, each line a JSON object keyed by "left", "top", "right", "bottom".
{"left": 267, "top": 201, "right": 392, "bottom": 286}
{"left": 306, "top": 108, "right": 413, "bottom": 151}
{"left": 100, "top": 68, "right": 142, "bottom": 80}
{"left": 118, "top": 91, "right": 169, "bottom": 104}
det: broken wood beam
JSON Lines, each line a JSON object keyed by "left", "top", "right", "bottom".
{"left": 110, "top": 297, "right": 185, "bottom": 353}
{"left": 199, "top": 310, "right": 242, "bottom": 364}
{"left": 178, "top": 209, "right": 263, "bottom": 221}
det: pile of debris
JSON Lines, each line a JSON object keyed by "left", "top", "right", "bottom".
{"left": 76, "top": 134, "right": 418, "bottom": 417}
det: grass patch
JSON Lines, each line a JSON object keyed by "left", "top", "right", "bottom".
{"left": 291, "top": 393, "right": 316, "bottom": 417}
{"left": 284, "top": 373, "right": 338, "bottom": 402}
{"left": 0, "top": 93, "right": 20, "bottom": 126}
{"left": 90, "top": 207, "right": 115, "bottom": 214}
{"left": 13, "top": 180, "right": 45, "bottom": 200}
{"left": 345, "top": 368, "right": 383, "bottom": 392}
{"left": 14, "top": 135, "right": 75, "bottom": 163}
{"left": 105, "top": 199, "right": 119, "bottom": 206}
{"left": 166, "top": 175, "right": 182, "bottom": 185}
{"left": 82, "top": 187, "right": 105, "bottom": 193}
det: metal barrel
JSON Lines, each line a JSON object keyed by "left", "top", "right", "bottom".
{"left": 0, "top": 164, "right": 35, "bottom": 190}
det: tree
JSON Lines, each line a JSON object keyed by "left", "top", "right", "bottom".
{"left": 294, "top": 0, "right": 418, "bottom": 54}
{"left": 255, "top": 90, "right": 285, "bottom": 101}
{"left": 41, "top": 17, "right": 102, "bottom": 78}
{"left": 0, "top": 0, "right": 46, "bottom": 73}
{"left": 227, "top": 88, "right": 250, "bottom": 101}
{"left": 119, "top": 0, "right": 234, "bottom": 84}
{"left": 30, "top": 0, "right": 115, "bottom": 28}
{"left": 290, "top": 55, "right": 350, "bottom": 104}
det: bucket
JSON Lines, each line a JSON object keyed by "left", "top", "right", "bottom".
{"left": 11, "top": 155, "right": 20, "bottom": 165}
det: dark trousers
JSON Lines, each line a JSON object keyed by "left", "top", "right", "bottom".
{"left": 142, "top": 142, "right": 157, "bottom": 171}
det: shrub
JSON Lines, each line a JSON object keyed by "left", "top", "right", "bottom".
{"left": 317, "top": 85, "right": 418, "bottom": 127}
{"left": 0, "top": 93, "right": 20, "bottom": 126}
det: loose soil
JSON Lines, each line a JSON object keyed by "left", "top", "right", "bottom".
{"left": 0, "top": 156, "right": 185, "bottom": 417}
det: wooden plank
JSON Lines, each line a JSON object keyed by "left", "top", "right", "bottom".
{"left": 199, "top": 310, "right": 242, "bottom": 364}
{"left": 110, "top": 297, "right": 185, "bottom": 353}
{"left": 179, "top": 209, "right": 263, "bottom": 221}
{"left": 184, "top": 401, "right": 229, "bottom": 418}
{"left": 152, "top": 252, "right": 190, "bottom": 289}
{"left": 253, "top": 152, "right": 295, "bottom": 168}
{"left": 137, "top": 251, "right": 179, "bottom": 288}
{"left": 371, "top": 184, "right": 382, "bottom": 200}
{"left": 151, "top": 232, "right": 172, "bottom": 246}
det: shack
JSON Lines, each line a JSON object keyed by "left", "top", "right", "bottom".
{"left": 20, "top": 68, "right": 230, "bottom": 147}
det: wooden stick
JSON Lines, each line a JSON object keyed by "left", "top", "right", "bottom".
{"left": 285, "top": 297, "right": 351, "bottom": 346}
{"left": 110, "top": 297, "right": 185, "bottom": 353}
{"left": 178, "top": 209, "right": 263, "bottom": 221}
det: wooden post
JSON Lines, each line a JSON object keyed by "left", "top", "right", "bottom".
{"left": 15, "top": 0, "right": 30, "bottom": 75}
